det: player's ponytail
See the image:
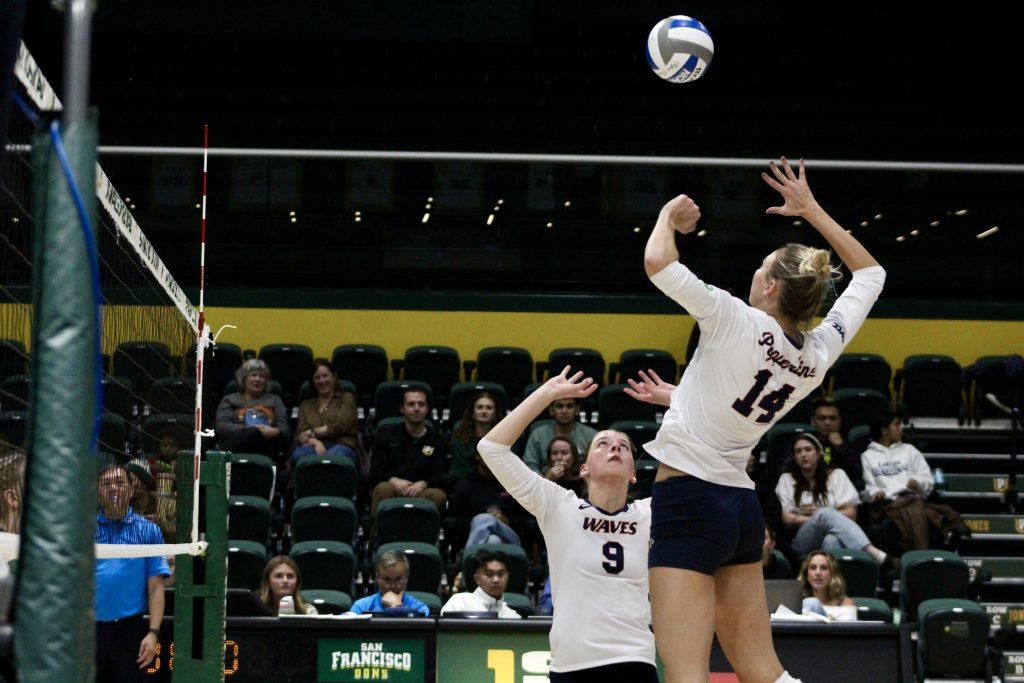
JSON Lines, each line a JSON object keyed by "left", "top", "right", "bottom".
{"left": 770, "top": 243, "right": 841, "bottom": 325}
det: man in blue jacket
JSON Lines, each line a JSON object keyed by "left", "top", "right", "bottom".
{"left": 347, "top": 550, "right": 430, "bottom": 616}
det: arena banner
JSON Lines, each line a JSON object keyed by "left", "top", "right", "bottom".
{"left": 317, "top": 637, "right": 426, "bottom": 682}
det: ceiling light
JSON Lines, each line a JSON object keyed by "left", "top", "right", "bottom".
{"left": 427, "top": 197, "right": 434, "bottom": 203}
{"left": 792, "top": 220, "right": 803, "bottom": 226}
{"left": 289, "top": 211, "right": 296, "bottom": 217}
{"left": 486, "top": 214, "right": 495, "bottom": 225}
{"left": 697, "top": 230, "right": 707, "bottom": 237}
{"left": 354, "top": 216, "right": 361, "bottom": 223}
{"left": 422, "top": 213, "right": 430, "bottom": 224}
{"left": 195, "top": 203, "right": 201, "bottom": 209}
{"left": 564, "top": 200, "right": 571, "bottom": 207}
{"left": 129, "top": 204, "right": 136, "bottom": 210}
{"left": 910, "top": 229, "right": 920, "bottom": 236}
{"left": 860, "top": 221, "right": 869, "bottom": 227}
{"left": 493, "top": 205, "right": 500, "bottom": 212}
{"left": 497, "top": 199, "right": 504, "bottom": 205}
{"left": 354, "top": 210, "right": 361, "bottom": 216}
{"left": 289, "top": 217, "right": 297, "bottom": 224}
{"left": 976, "top": 226, "right": 999, "bottom": 239}
{"left": 546, "top": 222, "right": 553, "bottom": 228}
{"left": 633, "top": 227, "right": 641, "bottom": 233}
{"left": 930, "top": 220, "right": 940, "bottom": 227}
{"left": 874, "top": 213, "right": 883, "bottom": 220}
{"left": 425, "top": 204, "right": 431, "bottom": 210}
{"left": 896, "top": 235, "right": 905, "bottom": 242}
{"left": 954, "top": 209, "right": 969, "bottom": 216}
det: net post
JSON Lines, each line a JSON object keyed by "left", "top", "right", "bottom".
{"left": 172, "top": 450, "right": 228, "bottom": 682}
{"left": 13, "top": 117, "right": 99, "bottom": 681}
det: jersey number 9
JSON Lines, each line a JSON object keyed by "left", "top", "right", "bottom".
{"left": 602, "top": 541, "right": 624, "bottom": 574}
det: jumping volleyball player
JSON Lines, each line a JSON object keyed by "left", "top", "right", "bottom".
{"left": 632, "top": 157, "right": 885, "bottom": 683}
{"left": 477, "top": 369, "right": 657, "bottom": 682}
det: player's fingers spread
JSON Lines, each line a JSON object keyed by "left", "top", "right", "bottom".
{"left": 559, "top": 365, "right": 572, "bottom": 378}
{"left": 647, "top": 369, "right": 663, "bottom": 383}
{"left": 781, "top": 156, "right": 797, "bottom": 180}
{"left": 761, "top": 172, "right": 784, "bottom": 192}
{"left": 769, "top": 161, "right": 787, "bottom": 183}
{"left": 568, "top": 370, "right": 585, "bottom": 383}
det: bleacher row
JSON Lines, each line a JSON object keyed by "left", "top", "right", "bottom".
{"left": 2, "top": 338, "right": 1022, "bottom": 625}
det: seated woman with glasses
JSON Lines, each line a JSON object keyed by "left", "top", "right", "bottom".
{"left": 345, "top": 550, "right": 430, "bottom": 616}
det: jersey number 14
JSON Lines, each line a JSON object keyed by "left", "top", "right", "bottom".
{"left": 732, "top": 369, "right": 795, "bottom": 424}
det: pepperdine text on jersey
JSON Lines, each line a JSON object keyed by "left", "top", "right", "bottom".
{"left": 758, "top": 332, "right": 816, "bottom": 378}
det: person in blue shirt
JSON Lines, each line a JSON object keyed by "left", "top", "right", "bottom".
{"left": 346, "top": 550, "right": 430, "bottom": 616}
{"left": 95, "top": 464, "right": 170, "bottom": 681}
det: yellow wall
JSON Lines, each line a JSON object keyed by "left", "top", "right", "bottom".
{"left": 203, "top": 306, "right": 1024, "bottom": 372}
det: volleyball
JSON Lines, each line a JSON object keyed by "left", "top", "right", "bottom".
{"left": 646, "top": 15, "right": 714, "bottom": 83}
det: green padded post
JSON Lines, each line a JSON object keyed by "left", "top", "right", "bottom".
{"left": 13, "top": 118, "right": 98, "bottom": 683}
{"left": 173, "top": 451, "right": 229, "bottom": 682}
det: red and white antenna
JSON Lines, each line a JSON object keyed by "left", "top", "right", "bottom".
{"left": 190, "top": 124, "right": 211, "bottom": 548}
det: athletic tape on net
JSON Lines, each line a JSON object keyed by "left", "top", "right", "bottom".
{"left": 0, "top": 532, "right": 208, "bottom": 561}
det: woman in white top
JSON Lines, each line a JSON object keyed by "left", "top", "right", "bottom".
{"left": 777, "top": 433, "right": 888, "bottom": 561}
{"left": 632, "top": 157, "right": 885, "bottom": 683}
{"left": 477, "top": 368, "right": 657, "bottom": 682}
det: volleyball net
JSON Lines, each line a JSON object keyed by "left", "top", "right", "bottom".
{"left": 1, "top": 41, "right": 209, "bottom": 561}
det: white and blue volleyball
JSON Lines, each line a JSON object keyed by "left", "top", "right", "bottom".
{"left": 646, "top": 15, "right": 714, "bottom": 83}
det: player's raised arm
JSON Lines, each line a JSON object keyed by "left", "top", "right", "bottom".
{"left": 644, "top": 194, "right": 701, "bottom": 277}
{"left": 485, "top": 367, "right": 598, "bottom": 447}
{"left": 762, "top": 157, "right": 880, "bottom": 272}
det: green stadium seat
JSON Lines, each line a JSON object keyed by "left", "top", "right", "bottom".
{"left": 463, "top": 543, "right": 530, "bottom": 594}
{"left": 112, "top": 341, "right": 174, "bottom": 396}
{"left": 597, "top": 384, "right": 660, "bottom": 428}
{"left": 258, "top": 343, "right": 314, "bottom": 408}
{"left": 0, "top": 374, "right": 30, "bottom": 411}
{"left": 226, "top": 540, "right": 267, "bottom": 590}
{"left": 146, "top": 376, "right": 196, "bottom": 414}
{"left": 828, "top": 353, "right": 892, "bottom": 398}
{"left": 99, "top": 414, "right": 130, "bottom": 456}
{"left": 897, "top": 355, "right": 962, "bottom": 419}
{"left": 291, "top": 496, "right": 357, "bottom": 544}
{"left": 332, "top": 344, "right": 389, "bottom": 407}
{"left": 834, "top": 548, "right": 878, "bottom": 598}
{"left": 917, "top": 599, "right": 989, "bottom": 681}
{"left": 969, "top": 355, "right": 1018, "bottom": 421}
{"left": 375, "top": 542, "right": 444, "bottom": 593}
{"left": 101, "top": 375, "right": 137, "bottom": 419}
{"left": 302, "top": 589, "right": 353, "bottom": 615}
{"left": 900, "top": 550, "right": 970, "bottom": 623}
{"left": 610, "top": 349, "right": 679, "bottom": 385}
{"left": 224, "top": 452, "right": 276, "bottom": 499}
{"left": 846, "top": 424, "right": 872, "bottom": 463}
{"left": 851, "top": 597, "right": 893, "bottom": 623}
{"left": 376, "top": 497, "right": 441, "bottom": 545}
{"left": 502, "top": 592, "right": 535, "bottom": 617}
{"left": 631, "top": 457, "right": 659, "bottom": 500}
{"left": 832, "top": 388, "right": 891, "bottom": 437}
{"left": 291, "top": 540, "right": 355, "bottom": 593}
{"left": 470, "top": 347, "right": 533, "bottom": 402}
{"left": 0, "top": 339, "right": 28, "bottom": 383}
{"left": 227, "top": 495, "right": 271, "bottom": 545}
{"left": 542, "top": 348, "right": 606, "bottom": 388}
{"left": 396, "top": 346, "right": 460, "bottom": 408}
{"left": 449, "top": 382, "right": 508, "bottom": 425}
{"left": 293, "top": 453, "right": 358, "bottom": 499}
{"left": 407, "top": 591, "right": 443, "bottom": 615}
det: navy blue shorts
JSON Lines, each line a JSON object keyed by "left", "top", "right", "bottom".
{"left": 550, "top": 661, "right": 659, "bottom": 682}
{"left": 648, "top": 475, "right": 765, "bottom": 575}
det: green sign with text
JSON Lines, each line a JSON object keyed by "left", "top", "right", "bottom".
{"left": 318, "top": 637, "right": 425, "bottom": 682}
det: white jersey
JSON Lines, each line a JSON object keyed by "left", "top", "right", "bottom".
{"left": 477, "top": 438, "right": 654, "bottom": 672}
{"left": 645, "top": 262, "right": 886, "bottom": 489}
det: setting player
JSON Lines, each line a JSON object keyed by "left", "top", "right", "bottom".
{"left": 478, "top": 367, "right": 657, "bottom": 683}
{"left": 630, "top": 157, "right": 885, "bottom": 683}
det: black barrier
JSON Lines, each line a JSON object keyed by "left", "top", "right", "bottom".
{"left": 141, "top": 616, "right": 901, "bottom": 682}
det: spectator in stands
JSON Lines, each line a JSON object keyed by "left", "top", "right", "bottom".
{"left": 862, "top": 412, "right": 932, "bottom": 501}
{"left": 440, "top": 549, "right": 521, "bottom": 618}
{"left": 347, "top": 550, "right": 430, "bottom": 616}
{"left": 126, "top": 457, "right": 175, "bottom": 543}
{"left": 449, "top": 392, "right": 499, "bottom": 481}
{"left": 811, "top": 396, "right": 860, "bottom": 483}
{"left": 762, "top": 524, "right": 794, "bottom": 580}
{"left": 450, "top": 445, "right": 523, "bottom": 548}
{"left": 798, "top": 551, "right": 856, "bottom": 620}
{"left": 147, "top": 423, "right": 189, "bottom": 499}
{"left": 776, "top": 434, "right": 893, "bottom": 567}
{"left": 370, "top": 388, "right": 448, "bottom": 515}
{"left": 257, "top": 556, "right": 317, "bottom": 615}
{"left": 0, "top": 451, "right": 24, "bottom": 535}
{"left": 291, "top": 358, "right": 360, "bottom": 464}
{"left": 544, "top": 436, "right": 587, "bottom": 498}
{"left": 95, "top": 463, "right": 170, "bottom": 679}
{"left": 863, "top": 412, "right": 966, "bottom": 554}
{"left": 215, "top": 359, "right": 290, "bottom": 459}
{"left": 522, "top": 397, "right": 597, "bottom": 474}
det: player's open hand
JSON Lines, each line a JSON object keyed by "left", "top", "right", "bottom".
{"left": 659, "top": 194, "right": 701, "bottom": 234}
{"left": 624, "top": 369, "right": 675, "bottom": 407}
{"left": 762, "top": 157, "right": 818, "bottom": 217}
{"left": 544, "top": 366, "right": 598, "bottom": 402}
